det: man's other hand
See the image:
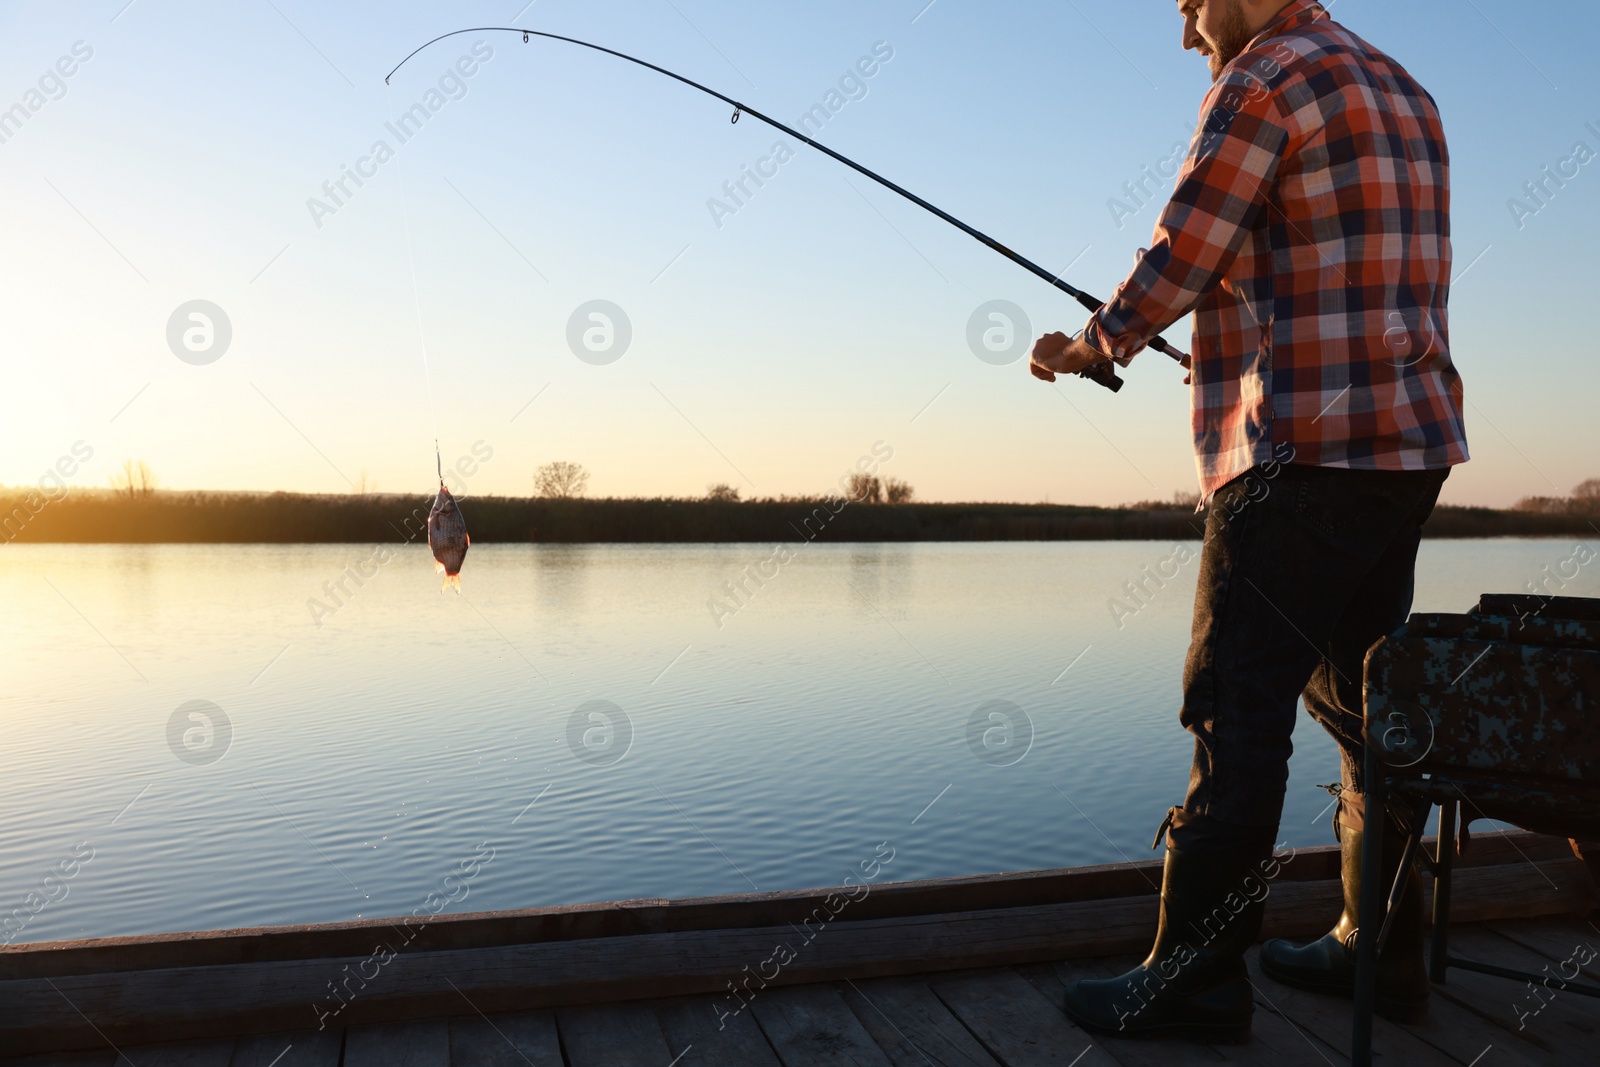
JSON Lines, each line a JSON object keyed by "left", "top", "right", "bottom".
{"left": 1028, "top": 331, "right": 1111, "bottom": 382}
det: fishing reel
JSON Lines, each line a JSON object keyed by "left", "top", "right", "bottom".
{"left": 1079, "top": 360, "right": 1124, "bottom": 393}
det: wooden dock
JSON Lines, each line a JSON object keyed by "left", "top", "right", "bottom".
{"left": 2, "top": 831, "right": 1595, "bottom": 1066}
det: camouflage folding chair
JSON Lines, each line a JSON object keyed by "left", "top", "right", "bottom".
{"left": 1351, "top": 594, "right": 1600, "bottom": 1067}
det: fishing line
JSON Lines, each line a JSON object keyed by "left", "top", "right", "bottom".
{"left": 385, "top": 79, "right": 446, "bottom": 487}
{"left": 386, "top": 26, "right": 1193, "bottom": 393}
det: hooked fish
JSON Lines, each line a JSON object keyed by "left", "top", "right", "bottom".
{"left": 427, "top": 484, "right": 470, "bottom": 592}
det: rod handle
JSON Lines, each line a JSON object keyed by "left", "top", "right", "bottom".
{"left": 1148, "top": 335, "right": 1189, "bottom": 364}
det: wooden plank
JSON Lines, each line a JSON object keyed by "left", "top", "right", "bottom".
{"left": 1250, "top": 941, "right": 1551, "bottom": 1067}
{"left": 1420, "top": 860, "right": 1596, "bottom": 927}
{"left": 0, "top": 899, "right": 1149, "bottom": 1055}
{"left": 1241, "top": 947, "right": 1464, "bottom": 1066}
{"left": 4, "top": 833, "right": 1573, "bottom": 982}
{"left": 839, "top": 976, "right": 1002, "bottom": 1067}
{"left": 1388, "top": 1000, "right": 1551, "bottom": 1067}
{"left": 0, "top": 862, "right": 1214, "bottom": 981}
{"left": 1448, "top": 830, "right": 1595, "bottom": 869}
{"left": 343, "top": 1019, "right": 450, "bottom": 1067}
{"left": 930, "top": 969, "right": 1119, "bottom": 1067}
{"left": 7, "top": 857, "right": 1591, "bottom": 1058}
{"left": 656, "top": 996, "right": 784, "bottom": 1067}
{"left": 108, "top": 1039, "right": 234, "bottom": 1066}
{"left": 448, "top": 1011, "right": 562, "bottom": 1067}
{"left": 1431, "top": 926, "right": 1600, "bottom": 1065}
{"left": 1487, "top": 916, "right": 1600, "bottom": 974}
{"left": 1361, "top": 932, "right": 1582, "bottom": 1067}
{"left": 558, "top": 1003, "right": 676, "bottom": 1067}
{"left": 1032, "top": 957, "right": 1312, "bottom": 1066}
{"left": 228, "top": 1031, "right": 342, "bottom": 1067}
{"left": 0, "top": 863, "right": 1207, "bottom": 981}
{"left": 748, "top": 985, "right": 894, "bottom": 1067}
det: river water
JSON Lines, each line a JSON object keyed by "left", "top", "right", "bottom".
{"left": 1, "top": 538, "right": 1587, "bottom": 942}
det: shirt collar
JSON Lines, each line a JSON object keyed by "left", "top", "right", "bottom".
{"left": 1246, "top": 0, "right": 1325, "bottom": 53}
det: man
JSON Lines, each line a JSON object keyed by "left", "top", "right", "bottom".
{"left": 1029, "top": 0, "right": 1468, "bottom": 1042}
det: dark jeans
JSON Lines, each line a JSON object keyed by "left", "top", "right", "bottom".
{"left": 1166, "top": 463, "right": 1450, "bottom": 855}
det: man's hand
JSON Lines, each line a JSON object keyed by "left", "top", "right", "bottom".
{"left": 1028, "top": 331, "right": 1112, "bottom": 382}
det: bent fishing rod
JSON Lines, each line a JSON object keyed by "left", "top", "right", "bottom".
{"left": 387, "top": 27, "right": 1190, "bottom": 393}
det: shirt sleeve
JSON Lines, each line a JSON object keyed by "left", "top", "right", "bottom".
{"left": 1083, "top": 70, "right": 1291, "bottom": 364}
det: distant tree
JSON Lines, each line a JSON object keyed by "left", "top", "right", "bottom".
{"left": 705, "top": 483, "right": 741, "bottom": 502}
{"left": 1572, "top": 479, "right": 1600, "bottom": 507}
{"left": 355, "top": 470, "right": 377, "bottom": 495}
{"left": 1121, "top": 491, "right": 1200, "bottom": 511}
{"left": 883, "top": 476, "right": 915, "bottom": 504}
{"left": 534, "top": 461, "right": 589, "bottom": 499}
{"left": 110, "top": 459, "right": 158, "bottom": 499}
{"left": 844, "top": 473, "right": 882, "bottom": 503}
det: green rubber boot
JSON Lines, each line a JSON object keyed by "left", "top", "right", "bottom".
{"left": 1259, "top": 824, "right": 1429, "bottom": 1022}
{"left": 1061, "top": 844, "right": 1271, "bottom": 1043}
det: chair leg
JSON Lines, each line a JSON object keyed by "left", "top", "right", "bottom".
{"left": 1374, "top": 800, "right": 1430, "bottom": 957}
{"left": 1430, "top": 800, "right": 1456, "bottom": 984}
{"left": 1352, "top": 745, "right": 1385, "bottom": 1067}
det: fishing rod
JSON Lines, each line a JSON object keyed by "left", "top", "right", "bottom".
{"left": 387, "top": 27, "right": 1191, "bottom": 393}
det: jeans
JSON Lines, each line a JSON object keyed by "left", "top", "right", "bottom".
{"left": 1166, "top": 462, "right": 1450, "bottom": 854}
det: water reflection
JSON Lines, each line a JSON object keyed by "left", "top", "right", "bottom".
{"left": 845, "top": 542, "right": 916, "bottom": 606}
{"left": 532, "top": 543, "right": 595, "bottom": 615}
{"left": 0, "top": 539, "right": 1589, "bottom": 942}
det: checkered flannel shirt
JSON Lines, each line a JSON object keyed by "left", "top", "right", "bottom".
{"left": 1082, "top": 0, "right": 1468, "bottom": 500}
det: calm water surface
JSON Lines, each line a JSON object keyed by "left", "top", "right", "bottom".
{"left": 1, "top": 539, "right": 1588, "bottom": 942}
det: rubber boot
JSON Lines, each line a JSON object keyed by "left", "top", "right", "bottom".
{"left": 1259, "top": 823, "right": 1429, "bottom": 1022}
{"left": 1061, "top": 844, "right": 1270, "bottom": 1042}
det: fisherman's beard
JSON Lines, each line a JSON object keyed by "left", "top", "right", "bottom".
{"left": 1206, "top": 0, "right": 1255, "bottom": 81}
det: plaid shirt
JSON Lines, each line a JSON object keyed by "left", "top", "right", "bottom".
{"left": 1083, "top": 0, "right": 1468, "bottom": 500}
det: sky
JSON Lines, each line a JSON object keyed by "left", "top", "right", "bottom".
{"left": 1, "top": 0, "right": 1596, "bottom": 507}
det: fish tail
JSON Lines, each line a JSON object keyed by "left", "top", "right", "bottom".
{"left": 446, "top": 572, "right": 462, "bottom": 594}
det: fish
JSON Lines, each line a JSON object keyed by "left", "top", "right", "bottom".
{"left": 427, "top": 484, "right": 470, "bottom": 592}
